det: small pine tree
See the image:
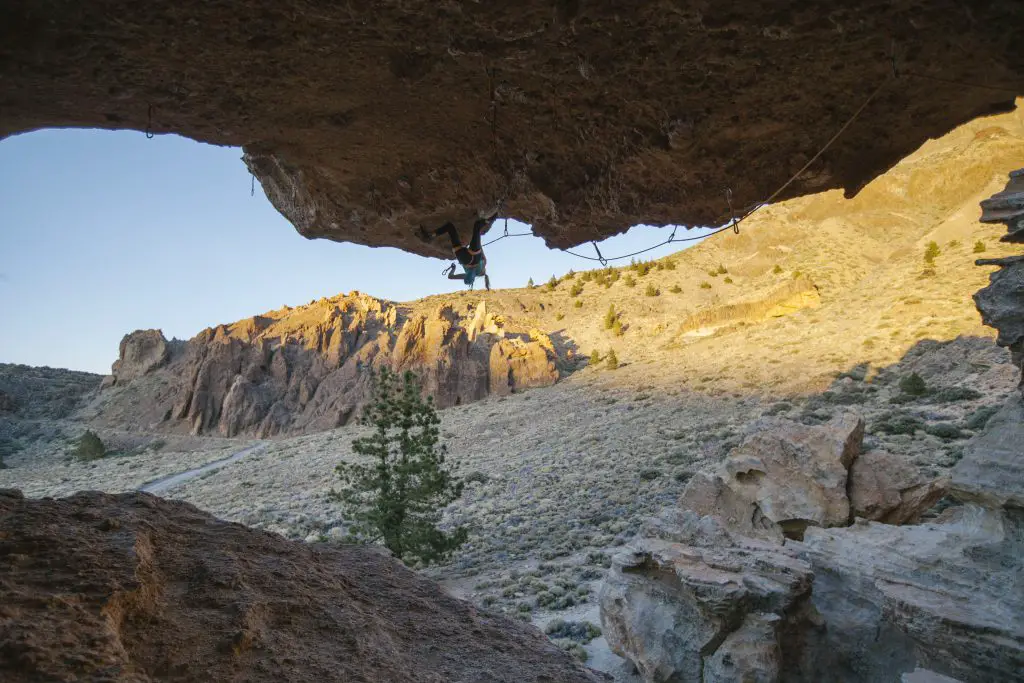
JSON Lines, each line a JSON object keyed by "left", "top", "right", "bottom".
{"left": 644, "top": 284, "right": 659, "bottom": 297}
{"left": 333, "top": 368, "right": 467, "bottom": 566}
{"left": 717, "top": 264, "right": 728, "bottom": 275}
{"left": 74, "top": 430, "right": 106, "bottom": 461}
{"left": 699, "top": 281, "right": 712, "bottom": 289}
{"left": 574, "top": 299, "right": 584, "bottom": 308}
{"left": 723, "top": 277, "right": 733, "bottom": 284}
{"left": 773, "top": 264, "right": 783, "bottom": 274}
{"left": 924, "top": 241, "right": 940, "bottom": 264}
{"left": 606, "top": 349, "right": 619, "bottom": 369}
{"left": 663, "top": 259, "right": 677, "bottom": 270}
{"left": 567, "top": 269, "right": 576, "bottom": 278}
{"left": 669, "top": 284, "right": 682, "bottom": 294}
{"left": 899, "top": 372, "right": 928, "bottom": 396}
{"left": 604, "top": 304, "right": 617, "bottom": 330}
{"left": 612, "top": 320, "right": 624, "bottom": 337}
{"left": 570, "top": 282, "right": 584, "bottom": 297}
{"left": 556, "top": 312, "right": 565, "bottom": 321}
{"left": 527, "top": 277, "right": 535, "bottom": 288}
{"left": 590, "top": 349, "right": 602, "bottom": 364}
{"left": 973, "top": 240, "right": 986, "bottom": 253}
{"left": 624, "top": 275, "right": 637, "bottom": 288}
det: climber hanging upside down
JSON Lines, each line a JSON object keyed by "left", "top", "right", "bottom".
{"left": 420, "top": 212, "right": 496, "bottom": 290}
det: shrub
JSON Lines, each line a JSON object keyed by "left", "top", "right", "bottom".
{"left": 639, "top": 469, "right": 661, "bottom": 481}
{"left": 580, "top": 271, "right": 593, "bottom": 282}
{"left": 899, "top": 372, "right": 928, "bottom": 396}
{"left": 973, "top": 240, "right": 986, "bottom": 253}
{"left": 669, "top": 284, "right": 682, "bottom": 294}
{"left": 716, "top": 264, "right": 728, "bottom": 274}
{"left": 925, "top": 422, "right": 964, "bottom": 440}
{"left": 74, "top": 430, "right": 106, "bottom": 461}
{"left": 644, "top": 284, "right": 659, "bottom": 297}
{"left": 545, "top": 619, "right": 602, "bottom": 644}
{"left": 965, "top": 405, "right": 999, "bottom": 430}
{"left": 333, "top": 368, "right": 467, "bottom": 566}
{"left": 792, "top": 270, "right": 803, "bottom": 279}
{"left": 663, "top": 259, "right": 677, "bottom": 270}
{"left": 624, "top": 275, "right": 637, "bottom": 288}
{"left": 924, "top": 241, "right": 940, "bottom": 264}
{"left": 546, "top": 275, "right": 558, "bottom": 291}
{"left": 699, "top": 281, "right": 712, "bottom": 289}
{"left": 947, "top": 240, "right": 960, "bottom": 249}
{"left": 707, "top": 269, "right": 719, "bottom": 277}
{"left": 870, "top": 414, "right": 925, "bottom": 436}
{"left": 464, "top": 470, "right": 489, "bottom": 485}
{"left": 723, "top": 276, "right": 733, "bottom": 284}
{"left": 569, "top": 282, "right": 584, "bottom": 297}
{"left": 574, "top": 299, "right": 583, "bottom": 308}
{"left": 606, "top": 349, "right": 619, "bottom": 369}
{"left": 932, "top": 386, "right": 981, "bottom": 402}
{"left": 603, "top": 304, "right": 617, "bottom": 330}
{"left": 555, "top": 312, "right": 565, "bottom": 321}
{"left": 773, "top": 264, "right": 783, "bottom": 274}
{"left": 589, "top": 349, "right": 601, "bottom": 364}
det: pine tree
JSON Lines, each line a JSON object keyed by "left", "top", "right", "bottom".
{"left": 604, "top": 304, "right": 617, "bottom": 330}
{"left": 527, "top": 277, "right": 535, "bottom": 288}
{"left": 333, "top": 368, "right": 467, "bottom": 566}
{"left": 924, "top": 241, "right": 940, "bottom": 264}
{"left": 74, "top": 430, "right": 106, "bottom": 461}
{"left": 606, "top": 349, "right": 619, "bottom": 369}
{"left": 973, "top": 240, "right": 986, "bottom": 254}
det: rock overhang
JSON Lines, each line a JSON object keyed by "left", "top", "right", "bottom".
{"left": 2, "top": 0, "right": 1022, "bottom": 257}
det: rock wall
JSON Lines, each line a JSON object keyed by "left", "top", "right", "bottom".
{"left": 3, "top": 2, "right": 1022, "bottom": 253}
{"left": 96, "top": 294, "right": 561, "bottom": 437}
{"left": 0, "top": 489, "right": 603, "bottom": 683}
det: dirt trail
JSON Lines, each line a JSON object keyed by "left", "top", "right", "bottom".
{"left": 140, "top": 442, "right": 266, "bottom": 495}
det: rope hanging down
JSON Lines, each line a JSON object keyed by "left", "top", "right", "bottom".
{"left": 145, "top": 105, "right": 154, "bottom": 139}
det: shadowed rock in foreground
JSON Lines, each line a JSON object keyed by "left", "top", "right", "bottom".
{"left": 2, "top": 2, "right": 1021, "bottom": 253}
{"left": 0, "top": 489, "right": 604, "bottom": 683}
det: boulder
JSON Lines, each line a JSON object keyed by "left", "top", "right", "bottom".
{"left": 848, "top": 450, "right": 948, "bottom": 524}
{"left": 599, "top": 509, "right": 814, "bottom": 683}
{"left": 109, "top": 329, "right": 170, "bottom": 383}
{"left": 679, "top": 413, "right": 865, "bottom": 539}
{"left": 488, "top": 337, "right": 559, "bottom": 397}
{"left": 0, "top": 490, "right": 603, "bottom": 683}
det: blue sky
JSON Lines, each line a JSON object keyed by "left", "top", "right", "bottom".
{"left": 0, "top": 129, "right": 713, "bottom": 373}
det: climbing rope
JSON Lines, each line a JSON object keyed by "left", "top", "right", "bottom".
{"left": 145, "top": 105, "right": 154, "bottom": 139}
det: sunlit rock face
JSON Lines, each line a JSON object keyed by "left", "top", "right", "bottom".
{"left": 2, "top": 1, "right": 1021, "bottom": 255}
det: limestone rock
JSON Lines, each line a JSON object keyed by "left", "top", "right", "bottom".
{"left": 678, "top": 472, "right": 784, "bottom": 543}
{"left": 5, "top": 3, "right": 1021, "bottom": 254}
{"left": 109, "top": 329, "right": 170, "bottom": 384}
{"left": 488, "top": 337, "right": 559, "bottom": 397}
{"left": 0, "top": 490, "right": 602, "bottom": 683}
{"left": 849, "top": 450, "right": 948, "bottom": 524}
{"left": 951, "top": 393, "right": 1024, "bottom": 509}
{"left": 599, "top": 511, "right": 814, "bottom": 683}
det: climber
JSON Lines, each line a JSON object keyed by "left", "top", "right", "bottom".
{"left": 421, "top": 213, "right": 495, "bottom": 290}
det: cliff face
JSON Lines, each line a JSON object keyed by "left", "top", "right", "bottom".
{"left": 3, "top": 1, "right": 1021, "bottom": 254}
{"left": 95, "top": 294, "right": 560, "bottom": 437}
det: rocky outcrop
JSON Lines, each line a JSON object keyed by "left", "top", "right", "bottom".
{"left": 602, "top": 396, "right": 1023, "bottom": 682}
{"left": 680, "top": 413, "right": 864, "bottom": 540}
{"left": 976, "top": 169, "right": 1024, "bottom": 391}
{"left": 3, "top": 3, "right": 1021, "bottom": 253}
{"left": 0, "top": 489, "right": 603, "bottom": 683}
{"left": 0, "top": 390, "right": 14, "bottom": 413}
{"left": 108, "top": 329, "right": 169, "bottom": 384}
{"left": 97, "top": 294, "right": 560, "bottom": 437}
{"left": 600, "top": 508, "right": 814, "bottom": 683}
